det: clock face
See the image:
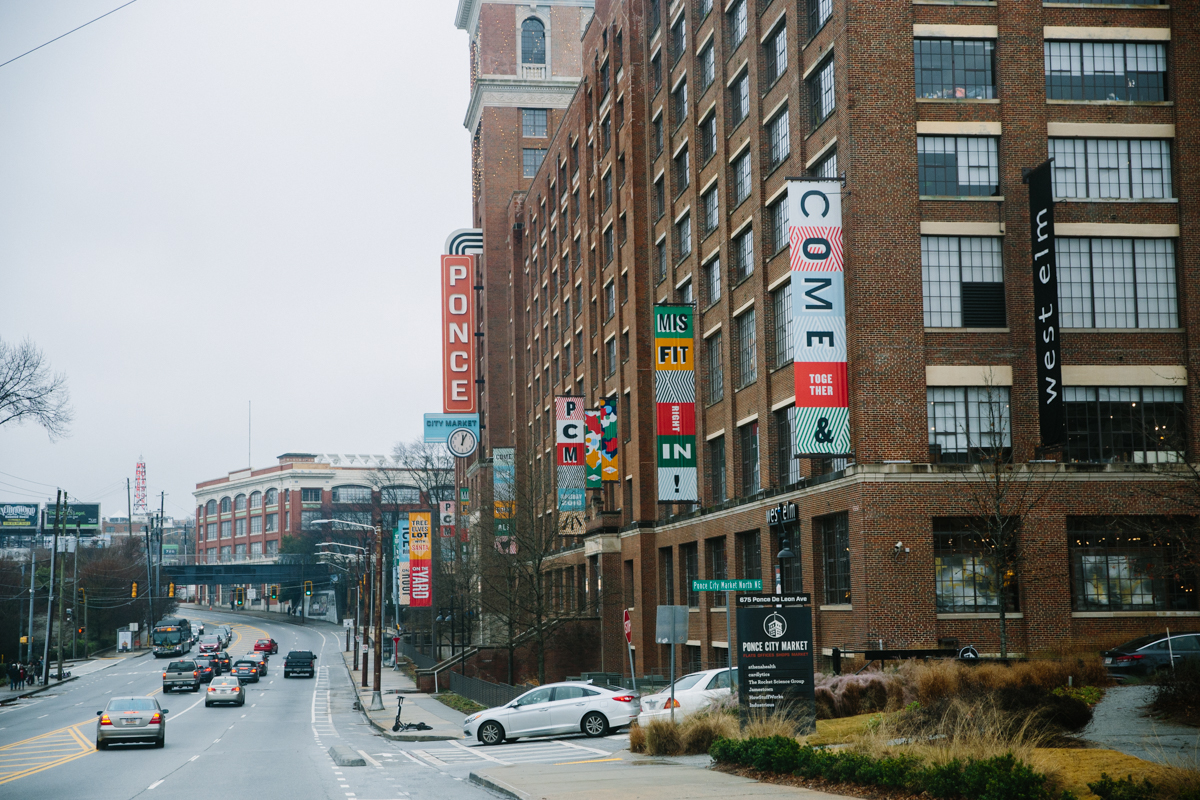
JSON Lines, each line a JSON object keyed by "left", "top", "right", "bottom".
{"left": 447, "top": 427, "right": 478, "bottom": 458}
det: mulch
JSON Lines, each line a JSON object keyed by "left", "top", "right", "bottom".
{"left": 713, "top": 763, "right": 925, "bottom": 800}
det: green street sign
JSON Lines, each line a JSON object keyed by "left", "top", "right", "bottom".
{"left": 691, "top": 579, "right": 763, "bottom": 592}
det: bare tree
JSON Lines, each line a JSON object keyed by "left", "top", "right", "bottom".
{"left": 0, "top": 336, "right": 73, "bottom": 439}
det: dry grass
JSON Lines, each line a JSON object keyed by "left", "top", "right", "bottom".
{"left": 628, "top": 721, "right": 646, "bottom": 754}
{"left": 742, "top": 706, "right": 810, "bottom": 740}
{"left": 643, "top": 717, "right": 683, "bottom": 756}
{"left": 680, "top": 712, "right": 740, "bottom": 754}
{"left": 802, "top": 711, "right": 879, "bottom": 746}
{"left": 1029, "top": 748, "right": 1200, "bottom": 800}
{"left": 904, "top": 658, "right": 1110, "bottom": 707}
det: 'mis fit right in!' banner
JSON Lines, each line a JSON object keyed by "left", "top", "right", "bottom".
{"left": 788, "top": 179, "right": 850, "bottom": 455}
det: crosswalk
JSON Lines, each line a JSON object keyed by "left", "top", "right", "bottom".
{"left": 410, "top": 737, "right": 612, "bottom": 767}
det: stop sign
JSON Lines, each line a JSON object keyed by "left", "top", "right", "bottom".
{"left": 623, "top": 610, "right": 632, "bottom": 644}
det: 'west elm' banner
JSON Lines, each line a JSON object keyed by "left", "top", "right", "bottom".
{"left": 409, "top": 511, "right": 431, "bottom": 607}
{"left": 654, "top": 304, "right": 697, "bottom": 502}
{"left": 555, "top": 396, "right": 586, "bottom": 513}
{"left": 1027, "top": 160, "right": 1064, "bottom": 447}
{"left": 788, "top": 179, "right": 851, "bottom": 456}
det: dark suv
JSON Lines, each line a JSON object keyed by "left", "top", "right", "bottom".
{"left": 1103, "top": 632, "right": 1200, "bottom": 680}
{"left": 283, "top": 651, "right": 316, "bottom": 678}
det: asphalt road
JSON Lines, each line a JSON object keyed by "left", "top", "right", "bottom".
{"left": 0, "top": 610, "right": 630, "bottom": 799}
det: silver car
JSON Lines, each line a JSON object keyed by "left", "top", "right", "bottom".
{"left": 205, "top": 676, "right": 245, "bottom": 706}
{"left": 463, "top": 682, "right": 638, "bottom": 745}
{"left": 96, "top": 697, "right": 168, "bottom": 749}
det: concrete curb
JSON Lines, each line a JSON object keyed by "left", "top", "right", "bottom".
{"left": 336, "top": 660, "right": 462, "bottom": 742}
{"left": 469, "top": 771, "right": 531, "bottom": 800}
{"left": 1, "top": 675, "right": 79, "bottom": 703}
{"left": 329, "top": 745, "right": 367, "bottom": 766}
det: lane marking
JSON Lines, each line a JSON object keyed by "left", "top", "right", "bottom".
{"left": 555, "top": 739, "right": 611, "bottom": 755}
{"left": 189, "top": 755, "right": 199, "bottom": 762}
{"left": 148, "top": 779, "right": 164, "bottom": 789}
{"left": 356, "top": 749, "right": 381, "bottom": 767}
{"left": 448, "top": 739, "right": 508, "bottom": 765}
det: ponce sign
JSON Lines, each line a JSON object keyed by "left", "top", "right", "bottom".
{"left": 441, "top": 255, "right": 477, "bottom": 413}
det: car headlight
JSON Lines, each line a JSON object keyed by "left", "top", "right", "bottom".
{"left": 464, "top": 713, "right": 481, "bottom": 724}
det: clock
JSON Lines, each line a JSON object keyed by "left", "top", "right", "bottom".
{"left": 446, "top": 427, "right": 478, "bottom": 458}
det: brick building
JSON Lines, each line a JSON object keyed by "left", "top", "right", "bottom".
{"left": 455, "top": 0, "right": 1198, "bottom": 682}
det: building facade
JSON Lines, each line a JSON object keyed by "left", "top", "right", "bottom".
{"left": 458, "top": 0, "right": 1198, "bottom": 680}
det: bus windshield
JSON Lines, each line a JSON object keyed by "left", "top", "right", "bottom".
{"left": 153, "top": 630, "right": 182, "bottom": 645}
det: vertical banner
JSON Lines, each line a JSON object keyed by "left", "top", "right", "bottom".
{"left": 438, "top": 501, "right": 456, "bottom": 535}
{"left": 493, "top": 447, "right": 515, "bottom": 540}
{"left": 441, "top": 255, "right": 477, "bottom": 413}
{"left": 601, "top": 396, "right": 619, "bottom": 481}
{"left": 409, "top": 511, "right": 432, "bottom": 607}
{"left": 789, "top": 179, "right": 851, "bottom": 455}
{"left": 654, "top": 304, "right": 698, "bottom": 502}
{"left": 555, "top": 397, "right": 586, "bottom": 512}
{"left": 1027, "top": 161, "right": 1064, "bottom": 446}
{"left": 395, "top": 520, "right": 410, "bottom": 606}
{"left": 585, "top": 409, "right": 603, "bottom": 488}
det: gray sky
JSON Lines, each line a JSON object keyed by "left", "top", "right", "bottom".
{"left": 0, "top": 1, "right": 471, "bottom": 520}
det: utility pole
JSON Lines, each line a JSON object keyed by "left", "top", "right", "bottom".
{"left": 372, "top": 523, "right": 383, "bottom": 711}
{"left": 72, "top": 525, "right": 79, "bottom": 660}
{"left": 26, "top": 523, "right": 36, "bottom": 662}
{"left": 158, "top": 492, "right": 165, "bottom": 601}
{"left": 57, "top": 522, "right": 66, "bottom": 679}
{"left": 41, "top": 491, "right": 63, "bottom": 684}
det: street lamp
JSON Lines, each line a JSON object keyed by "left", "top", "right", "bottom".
{"left": 312, "top": 519, "right": 385, "bottom": 711}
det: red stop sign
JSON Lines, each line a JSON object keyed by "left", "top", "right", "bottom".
{"left": 623, "top": 610, "right": 632, "bottom": 644}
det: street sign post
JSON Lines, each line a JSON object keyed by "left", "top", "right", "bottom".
{"left": 655, "top": 605, "right": 689, "bottom": 721}
{"left": 622, "top": 609, "right": 637, "bottom": 696}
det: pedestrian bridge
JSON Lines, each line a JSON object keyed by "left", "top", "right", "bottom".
{"left": 160, "top": 554, "right": 332, "bottom": 586}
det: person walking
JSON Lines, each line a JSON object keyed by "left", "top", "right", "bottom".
{"left": 19, "top": 664, "right": 26, "bottom": 690}
{"left": 6, "top": 663, "right": 15, "bottom": 691}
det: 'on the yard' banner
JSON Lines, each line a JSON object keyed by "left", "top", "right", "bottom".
{"left": 788, "top": 179, "right": 851, "bottom": 456}
{"left": 654, "top": 304, "right": 697, "bottom": 502}
{"left": 409, "top": 511, "right": 431, "bottom": 607}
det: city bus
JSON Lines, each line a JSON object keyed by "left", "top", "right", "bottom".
{"left": 151, "top": 617, "right": 194, "bottom": 657}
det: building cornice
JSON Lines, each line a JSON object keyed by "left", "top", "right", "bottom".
{"left": 455, "top": 0, "right": 596, "bottom": 37}
{"left": 464, "top": 76, "right": 581, "bottom": 132}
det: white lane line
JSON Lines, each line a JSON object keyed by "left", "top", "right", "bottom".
{"left": 169, "top": 697, "right": 205, "bottom": 721}
{"left": 356, "top": 749, "right": 382, "bottom": 767}
{"left": 189, "top": 755, "right": 199, "bottom": 761}
{"left": 412, "top": 749, "right": 447, "bottom": 766}
{"left": 37, "top": 714, "right": 48, "bottom": 718}
{"left": 148, "top": 780, "right": 164, "bottom": 790}
{"left": 555, "top": 739, "right": 610, "bottom": 755}
{"left": 448, "top": 739, "right": 509, "bottom": 765}
{"left": 241, "top": 714, "right": 246, "bottom": 718}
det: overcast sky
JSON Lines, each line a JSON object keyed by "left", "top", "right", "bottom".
{"left": 0, "top": 1, "right": 471, "bottom": 521}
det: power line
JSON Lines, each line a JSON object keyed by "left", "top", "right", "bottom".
{"left": 0, "top": 0, "right": 143, "bottom": 71}
{"left": 0, "top": 469, "right": 59, "bottom": 489}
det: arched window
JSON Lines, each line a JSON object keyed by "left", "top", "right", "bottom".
{"left": 234, "top": 494, "right": 247, "bottom": 511}
{"left": 249, "top": 491, "right": 262, "bottom": 509}
{"left": 205, "top": 500, "right": 217, "bottom": 516}
{"left": 220, "top": 497, "right": 232, "bottom": 513}
{"left": 522, "top": 18, "right": 546, "bottom": 65}
{"left": 265, "top": 488, "right": 278, "bottom": 506}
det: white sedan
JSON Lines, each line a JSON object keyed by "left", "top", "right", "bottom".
{"left": 463, "top": 682, "right": 639, "bottom": 745}
{"left": 637, "top": 667, "right": 736, "bottom": 724}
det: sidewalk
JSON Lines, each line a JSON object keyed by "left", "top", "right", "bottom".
{"left": 2, "top": 649, "right": 148, "bottom": 702}
{"left": 337, "top": 648, "right": 465, "bottom": 741}
{"left": 1082, "top": 684, "right": 1200, "bottom": 767}
{"left": 470, "top": 759, "right": 854, "bottom": 800}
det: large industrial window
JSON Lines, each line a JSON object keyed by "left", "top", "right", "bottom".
{"left": 332, "top": 485, "right": 372, "bottom": 503}
{"left": 739, "top": 421, "right": 760, "bottom": 496}
{"left": 774, "top": 407, "right": 801, "bottom": 488}
{"left": 1069, "top": 517, "right": 1197, "bottom": 611}
{"left": 921, "top": 236, "right": 1006, "bottom": 328}
{"left": 1056, "top": 238, "right": 1177, "bottom": 328}
{"left": 708, "top": 435, "right": 727, "bottom": 503}
{"left": 808, "top": 56, "right": 835, "bottom": 129}
{"left": 705, "top": 256, "right": 721, "bottom": 305}
{"left": 771, "top": 286, "right": 792, "bottom": 368}
{"left": 732, "top": 151, "right": 752, "bottom": 206}
{"left": 730, "top": 73, "right": 749, "bottom": 127}
{"left": 739, "top": 530, "right": 761, "bottom": 581}
{"left": 767, "top": 107, "right": 790, "bottom": 168}
{"left": 727, "top": 0, "right": 747, "bottom": 48}
{"left": 914, "top": 39, "right": 996, "bottom": 99}
{"left": 764, "top": 25, "right": 787, "bottom": 86}
{"left": 820, "top": 512, "right": 851, "bottom": 605}
{"left": 1050, "top": 139, "right": 1172, "bottom": 199}
{"left": 1064, "top": 386, "right": 1185, "bottom": 464}
{"left": 917, "top": 137, "right": 999, "bottom": 196}
{"left": 927, "top": 385, "right": 1012, "bottom": 463}
{"left": 1045, "top": 41, "right": 1167, "bottom": 101}
{"left": 682, "top": 543, "right": 700, "bottom": 607}
{"left": 698, "top": 43, "right": 715, "bottom": 93}
{"left": 523, "top": 148, "right": 546, "bottom": 178}
{"left": 706, "top": 332, "right": 724, "bottom": 404}
{"left": 732, "top": 226, "right": 754, "bottom": 282}
{"left": 701, "top": 185, "right": 719, "bottom": 234}
{"left": 735, "top": 309, "right": 757, "bottom": 388}
{"left": 708, "top": 538, "right": 728, "bottom": 606}
{"left": 934, "top": 517, "right": 1018, "bottom": 613}
{"left": 807, "top": 0, "right": 832, "bottom": 38}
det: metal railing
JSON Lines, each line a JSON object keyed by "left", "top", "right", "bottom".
{"left": 397, "top": 639, "right": 437, "bottom": 671}
{"left": 449, "top": 672, "right": 529, "bottom": 709}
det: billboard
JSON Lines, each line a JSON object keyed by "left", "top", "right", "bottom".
{"left": 493, "top": 447, "right": 514, "bottom": 540}
{"left": 789, "top": 179, "right": 851, "bottom": 456}
{"left": 394, "top": 520, "right": 410, "bottom": 606}
{"left": 1027, "top": 160, "right": 1064, "bottom": 446}
{"left": 441, "top": 255, "right": 477, "bottom": 413}
{"left": 43, "top": 503, "right": 101, "bottom": 528}
{"left": 0, "top": 503, "right": 39, "bottom": 527}
{"left": 654, "top": 304, "right": 698, "bottom": 502}
{"left": 409, "top": 511, "right": 431, "bottom": 607}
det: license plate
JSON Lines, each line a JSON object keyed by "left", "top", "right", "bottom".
{"left": 1104, "top": 657, "right": 1112, "bottom": 665}
{"left": 124, "top": 719, "right": 138, "bottom": 725}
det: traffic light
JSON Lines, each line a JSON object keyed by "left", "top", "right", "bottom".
{"left": 270, "top": 585, "right": 278, "bottom": 600}
{"left": 304, "top": 581, "right": 313, "bottom": 597}
{"left": 235, "top": 588, "right": 244, "bottom": 607}
{"left": 168, "top": 582, "right": 176, "bottom": 599}
{"left": 77, "top": 587, "right": 86, "bottom": 604}
{"left": 77, "top": 626, "right": 85, "bottom": 635}
{"left": 131, "top": 581, "right": 138, "bottom": 598}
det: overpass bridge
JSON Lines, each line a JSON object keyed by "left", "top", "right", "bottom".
{"left": 160, "top": 555, "right": 334, "bottom": 586}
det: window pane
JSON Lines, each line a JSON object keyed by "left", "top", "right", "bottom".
{"left": 523, "top": 148, "right": 546, "bottom": 178}
{"left": 522, "top": 108, "right": 547, "bottom": 137}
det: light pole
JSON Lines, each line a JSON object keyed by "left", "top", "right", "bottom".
{"left": 313, "top": 519, "right": 385, "bottom": 711}
{"left": 316, "top": 541, "right": 367, "bottom": 672}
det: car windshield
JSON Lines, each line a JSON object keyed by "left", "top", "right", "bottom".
{"left": 663, "top": 673, "right": 708, "bottom": 693}
{"left": 257, "top": 639, "right": 270, "bottom": 645}
{"left": 166, "top": 662, "right": 194, "bottom": 670}
{"left": 108, "top": 698, "right": 158, "bottom": 712}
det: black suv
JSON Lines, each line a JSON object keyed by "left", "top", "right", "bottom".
{"left": 283, "top": 651, "right": 317, "bottom": 678}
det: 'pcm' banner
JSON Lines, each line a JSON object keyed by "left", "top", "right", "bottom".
{"left": 409, "top": 511, "right": 432, "bottom": 607}
{"left": 654, "top": 304, "right": 697, "bottom": 502}
{"left": 555, "top": 396, "right": 586, "bottom": 512}
{"left": 788, "top": 179, "right": 851, "bottom": 455}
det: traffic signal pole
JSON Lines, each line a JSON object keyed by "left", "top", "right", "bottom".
{"left": 41, "top": 491, "right": 62, "bottom": 685}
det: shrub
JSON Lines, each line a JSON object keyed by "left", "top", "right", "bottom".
{"left": 643, "top": 717, "right": 682, "bottom": 756}
{"left": 742, "top": 707, "right": 806, "bottom": 739}
{"left": 1050, "top": 685, "right": 1104, "bottom": 706}
{"left": 1089, "top": 773, "right": 1157, "bottom": 800}
{"left": 680, "top": 712, "right": 739, "bottom": 755}
{"left": 628, "top": 721, "right": 646, "bottom": 754}
{"left": 1150, "top": 659, "right": 1200, "bottom": 725}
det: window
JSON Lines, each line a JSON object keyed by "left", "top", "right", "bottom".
{"left": 249, "top": 491, "right": 262, "bottom": 509}
{"left": 673, "top": 78, "right": 688, "bottom": 124}
{"left": 220, "top": 497, "right": 232, "bottom": 513}
{"left": 808, "top": 56, "right": 835, "bottom": 128}
{"left": 708, "top": 538, "right": 728, "bottom": 604}
{"left": 1050, "top": 138, "right": 1172, "bottom": 199}
{"left": 250, "top": 516, "right": 262, "bottom": 535}
{"left": 738, "top": 531, "right": 761, "bottom": 580}
{"left": 727, "top": 0, "right": 747, "bottom": 48}
{"left": 730, "top": 73, "right": 750, "bottom": 127}
{"left": 574, "top": 331, "right": 583, "bottom": 363}
{"left": 605, "top": 337, "right": 617, "bottom": 376}
{"left": 1069, "top": 517, "right": 1196, "bottom": 611}
{"left": 699, "top": 0, "right": 713, "bottom": 16}
{"left": 701, "top": 185, "right": 719, "bottom": 234}
{"left": 706, "top": 331, "right": 725, "bottom": 403}
{"left": 206, "top": 523, "right": 216, "bottom": 540}
{"left": 921, "top": 236, "right": 1006, "bottom": 328}
{"left": 220, "top": 520, "right": 232, "bottom": 538}
{"left": 773, "top": 406, "right": 801, "bottom": 488}
{"left": 764, "top": 25, "right": 788, "bottom": 86}
{"left": 767, "top": 107, "right": 790, "bottom": 168}
{"left": 1045, "top": 41, "right": 1167, "bottom": 102}
{"left": 523, "top": 148, "right": 546, "bottom": 178}
{"left": 1064, "top": 386, "right": 1184, "bottom": 464}
{"left": 265, "top": 513, "right": 277, "bottom": 533}
{"left": 656, "top": 239, "right": 667, "bottom": 283}
{"left": 623, "top": 560, "right": 635, "bottom": 608}
{"left": 739, "top": 422, "right": 760, "bottom": 495}
{"left": 676, "top": 213, "right": 692, "bottom": 258}
{"left": 736, "top": 309, "right": 757, "bottom": 388}
{"left": 654, "top": 176, "right": 665, "bottom": 218}
{"left": 602, "top": 170, "right": 613, "bottom": 209}
{"left": 771, "top": 285, "right": 792, "bottom": 367}
{"left": 651, "top": 51, "right": 662, "bottom": 92}
{"left": 674, "top": 146, "right": 690, "bottom": 191}
{"left": 732, "top": 226, "right": 754, "bottom": 281}
{"left": 603, "top": 225, "right": 614, "bottom": 263}
{"left": 934, "top": 518, "right": 1018, "bottom": 613}
{"left": 807, "top": 0, "right": 832, "bottom": 38}
{"left": 650, "top": 0, "right": 661, "bottom": 31}
{"left": 599, "top": 60, "right": 610, "bottom": 98}
{"left": 927, "top": 386, "right": 1012, "bottom": 463}
{"left": 521, "top": 18, "right": 546, "bottom": 64}
{"left": 731, "top": 152, "right": 752, "bottom": 207}
{"left": 660, "top": 547, "right": 675, "bottom": 605}
{"left": 705, "top": 257, "right": 722, "bottom": 305}
{"left": 522, "top": 108, "right": 548, "bottom": 137}
{"left": 676, "top": 279, "right": 693, "bottom": 305}
{"left": 698, "top": 43, "right": 715, "bottom": 93}
{"left": 332, "top": 485, "right": 372, "bottom": 503}
{"left": 820, "top": 512, "right": 851, "bottom": 604}
{"left": 671, "top": 14, "right": 687, "bottom": 63}
{"left": 250, "top": 541, "right": 262, "bottom": 556}
{"left": 653, "top": 114, "right": 664, "bottom": 155}
{"left": 917, "top": 136, "right": 999, "bottom": 196}
{"left": 914, "top": 39, "right": 996, "bottom": 99}
{"left": 205, "top": 499, "right": 217, "bottom": 515}
{"left": 604, "top": 280, "right": 616, "bottom": 319}
{"left": 682, "top": 542, "right": 700, "bottom": 607}
{"left": 809, "top": 148, "right": 837, "bottom": 179}
{"left": 387, "top": 485, "right": 422, "bottom": 504}
{"left": 265, "top": 539, "right": 278, "bottom": 555}
{"left": 553, "top": 354, "right": 560, "bottom": 385}
{"left": 709, "top": 435, "right": 727, "bottom": 503}
{"left": 767, "top": 196, "right": 789, "bottom": 254}
{"left": 685, "top": 645, "right": 702, "bottom": 673}
{"left": 301, "top": 488, "right": 321, "bottom": 503}
{"left": 1056, "top": 238, "right": 1177, "bottom": 329}
{"left": 699, "top": 113, "right": 717, "bottom": 163}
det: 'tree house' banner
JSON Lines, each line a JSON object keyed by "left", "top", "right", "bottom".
{"left": 1026, "top": 160, "right": 1064, "bottom": 446}
{"left": 409, "top": 511, "right": 431, "bottom": 607}
{"left": 788, "top": 179, "right": 851, "bottom": 456}
{"left": 584, "top": 397, "right": 620, "bottom": 489}
{"left": 654, "top": 304, "right": 698, "bottom": 502}
{"left": 585, "top": 409, "right": 603, "bottom": 488}
{"left": 493, "top": 447, "right": 515, "bottom": 540}
{"left": 395, "top": 520, "right": 410, "bottom": 606}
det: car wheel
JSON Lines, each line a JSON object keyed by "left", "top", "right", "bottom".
{"left": 162, "top": 686, "right": 170, "bottom": 693}
{"left": 582, "top": 711, "right": 609, "bottom": 738}
{"left": 479, "top": 720, "right": 505, "bottom": 746}
{"left": 96, "top": 740, "right": 106, "bottom": 751}
{"left": 155, "top": 737, "right": 165, "bottom": 749}
{"left": 238, "top": 698, "right": 245, "bottom": 706}
{"left": 206, "top": 701, "right": 212, "bottom": 707}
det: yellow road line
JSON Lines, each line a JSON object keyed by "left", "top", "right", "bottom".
{"left": 552, "top": 757, "right": 623, "bottom": 765}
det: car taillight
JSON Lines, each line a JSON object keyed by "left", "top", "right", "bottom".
{"left": 193, "top": 671, "right": 198, "bottom": 678}
{"left": 665, "top": 698, "right": 680, "bottom": 709}
{"left": 1116, "top": 654, "right": 1144, "bottom": 663}
{"left": 612, "top": 695, "right": 635, "bottom": 703}
{"left": 208, "top": 687, "right": 216, "bottom": 692}
{"left": 99, "top": 715, "right": 113, "bottom": 726}
{"left": 162, "top": 672, "right": 167, "bottom": 678}
{"left": 149, "top": 713, "right": 162, "bottom": 724}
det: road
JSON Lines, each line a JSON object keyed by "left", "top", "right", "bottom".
{"left": 0, "top": 609, "right": 630, "bottom": 799}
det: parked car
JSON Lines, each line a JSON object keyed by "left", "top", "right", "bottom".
{"left": 205, "top": 676, "right": 245, "bottom": 707}
{"left": 246, "top": 652, "right": 268, "bottom": 676}
{"left": 230, "top": 659, "right": 260, "bottom": 683}
{"left": 637, "top": 668, "right": 736, "bottom": 725}
{"left": 463, "top": 681, "right": 638, "bottom": 745}
{"left": 254, "top": 638, "right": 278, "bottom": 655}
{"left": 1103, "top": 632, "right": 1200, "bottom": 680}
{"left": 96, "top": 697, "right": 168, "bottom": 749}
